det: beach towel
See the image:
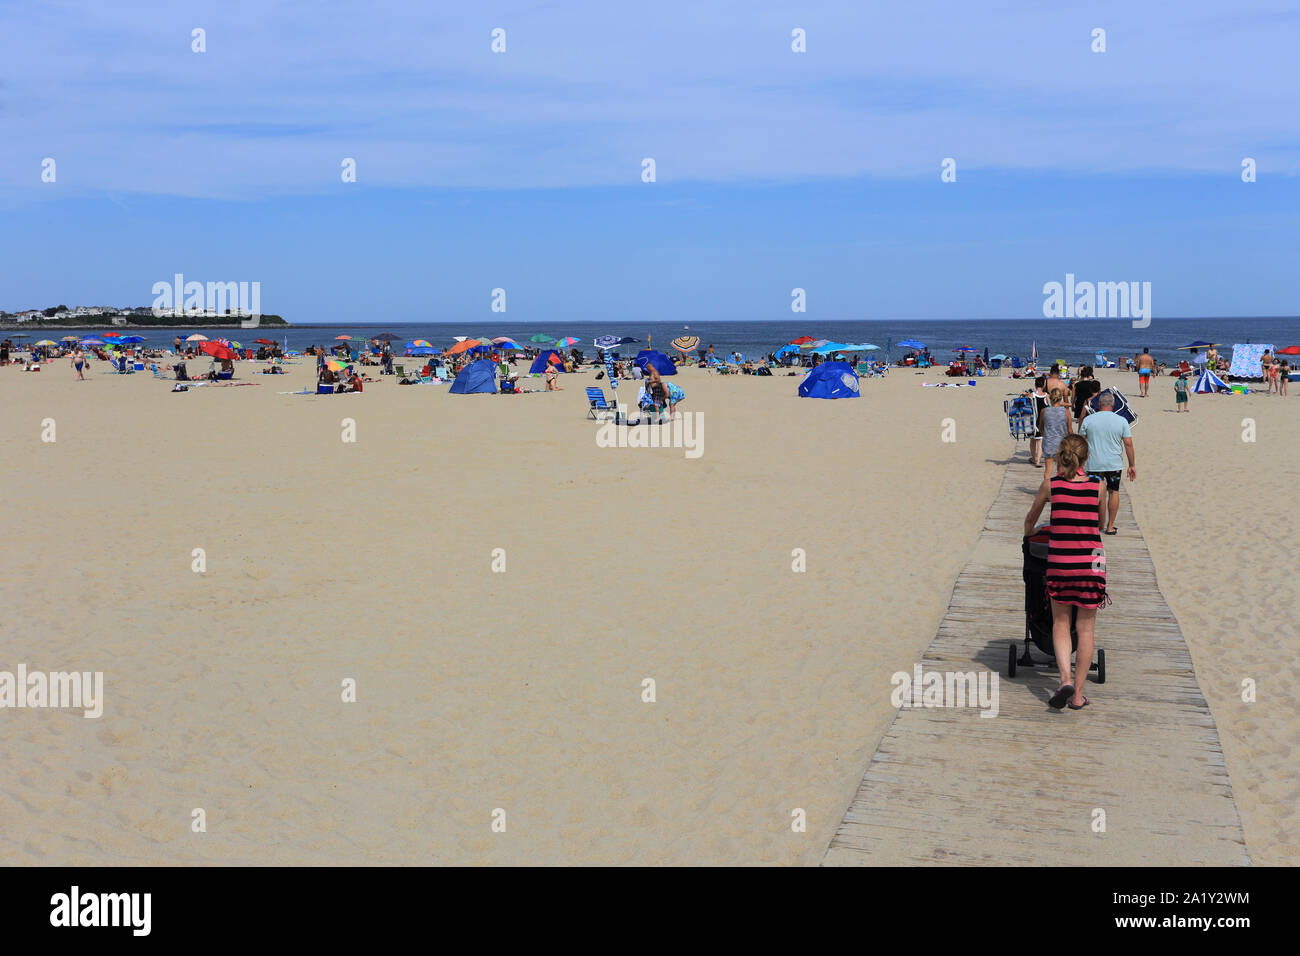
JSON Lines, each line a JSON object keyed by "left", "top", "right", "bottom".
{"left": 1227, "top": 344, "right": 1274, "bottom": 380}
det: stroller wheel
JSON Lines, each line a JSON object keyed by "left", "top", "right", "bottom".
{"left": 1096, "top": 648, "right": 1106, "bottom": 684}
{"left": 1007, "top": 643, "right": 1017, "bottom": 678}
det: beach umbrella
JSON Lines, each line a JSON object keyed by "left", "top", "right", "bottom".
{"left": 671, "top": 335, "right": 700, "bottom": 353}
{"left": 35, "top": 339, "right": 57, "bottom": 346}
{"left": 253, "top": 338, "right": 276, "bottom": 345}
{"left": 800, "top": 339, "right": 829, "bottom": 350}
{"left": 1176, "top": 340, "right": 1220, "bottom": 350}
{"left": 406, "top": 346, "right": 439, "bottom": 356}
{"left": 186, "top": 334, "right": 208, "bottom": 342}
{"left": 494, "top": 339, "right": 523, "bottom": 350}
{"left": 373, "top": 333, "right": 401, "bottom": 342}
{"left": 529, "top": 334, "right": 554, "bottom": 343}
{"left": 1089, "top": 387, "right": 1138, "bottom": 428}
{"left": 983, "top": 346, "right": 990, "bottom": 364}
{"left": 991, "top": 353, "right": 1007, "bottom": 360}
{"left": 60, "top": 335, "right": 79, "bottom": 342}
{"left": 490, "top": 336, "right": 516, "bottom": 345}
{"left": 1277, "top": 346, "right": 1300, "bottom": 355}
{"left": 407, "top": 340, "right": 433, "bottom": 349}
{"left": 200, "top": 341, "right": 237, "bottom": 361}
{"left": 447, "top": 339, "right": 482, "bottom": 355}
{"left": 325, "top": 358, "right": 353, "bottom": 372}
{"left": 556, "top": 336, "right": 579, "bottom": 347}
{"left": 896, "top": 339, "right": 925, "bottom": 350}
{"left": 117, "top": 335, "right": 145, "bottom": 344}
{"left": 593, "top": 335, "right": 621, "bottom": 349}
{"left": 953, "top": 346, "right": 979, "bottom": 354}
{"left": 789, "top": 336, "right": 816, "bottom": 345}
{"left": 334, "top": 334, "right": 353, "bottom": 341}
{"left": 81, "top": 337, "right": 105, "bottom": 346}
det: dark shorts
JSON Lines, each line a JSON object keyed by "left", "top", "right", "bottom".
{"left": 1090, "top": 470, "right": 1122, "bottom": 491}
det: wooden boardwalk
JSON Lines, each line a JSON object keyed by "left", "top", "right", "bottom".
{"left": 823, "top": 458, "right": 1249, "bottom": 866}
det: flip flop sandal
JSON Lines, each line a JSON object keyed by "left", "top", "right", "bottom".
{"left": 1068, "top": 697, "right": 1091, "bottom": 710}
{"left": 1103, "top": 528, "right": 1118, "bottom": 535}
{"left": 1049, "top": 684, "right": 1074, "bottom": 709}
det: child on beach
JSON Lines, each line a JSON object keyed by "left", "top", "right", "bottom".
{"left": 1174, "top": 373, "right": 1189, "bottom": 412}
{"left": 1029, "top": 376, "right": 1048, "bottom": 466}
{"left": 1023, "top": 434, "right": 1107, "bottom": 711}
{"left": 1038, "top": 387, "right": 1072, "bottom": 480}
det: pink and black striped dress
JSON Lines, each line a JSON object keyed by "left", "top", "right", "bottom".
{"left": 1046, "top": 474, "right": 1109, "bottom": 609}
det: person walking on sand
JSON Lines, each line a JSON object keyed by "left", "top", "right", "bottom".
{"left": 1134, "top": 347, "right": 1156, "bottom": 397}
{"left": 1023, "top": 434, "right": 1108, "bottom": 710}
{"left": 70, "top": 348, "right": 86, "bottom": 380}
{"left": 1078, "top": 391, "right": 1135, "bottom": 536}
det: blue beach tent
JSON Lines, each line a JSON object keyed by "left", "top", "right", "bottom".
{"left": 449, "top": 359, "right": 498, "bottom": 394}
{"left": 529, "top": 348, "right": 567, "bottom": 373}
{"left": 634, "top": 349, "right": 677, "bottom": 375}
{"left": 1193, "top": 369, "right": 1231, "bottom": 394}
{"left": 797, "top": 361, "right": 860, "bottom": 399}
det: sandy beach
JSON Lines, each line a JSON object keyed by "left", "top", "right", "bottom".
{"left": 0, "top": 356, "right": 1294, "bottom": 865}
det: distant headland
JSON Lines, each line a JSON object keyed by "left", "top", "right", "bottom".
{"left": 0, "top": 305, "right": 290, "bottom": 330}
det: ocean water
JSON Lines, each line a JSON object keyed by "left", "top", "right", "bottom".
{"left": 12, "top": 317, "right": 1299, "bottom": 365}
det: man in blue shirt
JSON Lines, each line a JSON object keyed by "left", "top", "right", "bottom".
{"left": 1078, "top": 391, "right": 1136, "bottom": 535}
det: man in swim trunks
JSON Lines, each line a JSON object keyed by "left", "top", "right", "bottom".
{"left": 1135, "top": 347, "right": 1156, "bottom": 397}
{"left": 70, "top": 348, "right": 86, "bottom": 380}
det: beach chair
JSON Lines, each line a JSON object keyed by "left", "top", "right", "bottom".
{"left": 585, "top": 386, "right": 618, "bottom": 419}
{"left": 394, "top": 365, "right": 405, "bottom": 379}
{"left": 149, "top": 363, "right": 170, "bottom": 379}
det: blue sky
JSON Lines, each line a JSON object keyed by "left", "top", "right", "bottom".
{"left": 2, "top": 0, "right": 1298, "bottom": 322}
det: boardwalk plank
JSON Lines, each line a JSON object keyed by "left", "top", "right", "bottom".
{"left": 822, "top": 459, "right": 1249, "bottom": 866}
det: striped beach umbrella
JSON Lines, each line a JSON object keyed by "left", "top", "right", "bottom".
{"left": 671, "top": 335, "right": 700, "bottom": 353}
{"left": 556, "top": 336, "right": 579, "bottom": 347}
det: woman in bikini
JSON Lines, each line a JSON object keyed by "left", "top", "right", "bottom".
{"left": 1023, "top": 434, "right": 1107, "bottom": 710}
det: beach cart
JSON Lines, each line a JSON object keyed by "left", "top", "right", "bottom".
{"left": 1007, "top": 528, "right": 1105, "bottom": 683}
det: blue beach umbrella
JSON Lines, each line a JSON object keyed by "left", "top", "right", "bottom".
{"left": 81, "top": 337, "right": 105, "bottom": 346}
{"left": 897, "top": 339, "right": 925, "bottom": 350}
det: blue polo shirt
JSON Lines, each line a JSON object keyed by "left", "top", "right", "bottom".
{"left": 1079, "top": 410, "right": 1131, "bottom": 472}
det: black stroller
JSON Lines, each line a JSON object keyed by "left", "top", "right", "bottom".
{"left": 1006, "top": 527, "right": 1106, "bottom": 682}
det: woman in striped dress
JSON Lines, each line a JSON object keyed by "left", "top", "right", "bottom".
{"left": 1023, "top": 434, "right": 1108, "bottom": 710}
